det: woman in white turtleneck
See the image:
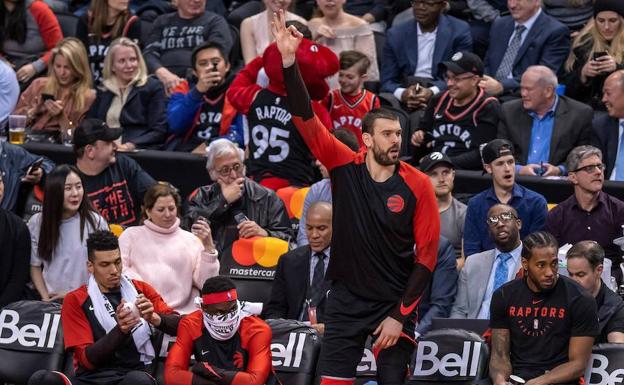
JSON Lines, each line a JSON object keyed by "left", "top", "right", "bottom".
{"left": 119, "top": 183, "right": 220, "bottom": 313}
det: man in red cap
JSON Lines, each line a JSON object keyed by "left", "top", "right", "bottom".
{"left": 165, "top": 276, "right": 277, "bottom": 385}
{"left": 226, "top": 34, "right": 339, "bottom": 190}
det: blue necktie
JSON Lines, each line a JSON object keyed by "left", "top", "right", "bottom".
{"left": 493, "top": 252, "right": 513, "bottom": 291}
{"left": 615, "top": 122, "right": 624, "bottom": 181}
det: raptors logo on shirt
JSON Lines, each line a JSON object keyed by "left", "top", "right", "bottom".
{"left": 325, "top": 89, "right": 380, "bottom": 147}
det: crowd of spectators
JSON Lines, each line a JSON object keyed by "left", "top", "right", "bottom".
{"left": 2, "top": 0, "right": 624, "bottom": 384}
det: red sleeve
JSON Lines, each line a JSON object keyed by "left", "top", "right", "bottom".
{"left": 61, "top": 288, "right": 96, "bottom": 370}
{"left": 231, "top": 317, "right": 273, "bottom": 385}
{"left": 171, "top": 80, "right": 191, "bottom": 96}
{"left": 389, "top": 164, "right": 440, "bottom": 322}
{"left": 220, "top": 95, "right": 237, "bottom": 136}
{"left": 226, "top": 57, "right": 263, "bottom": 114}
{"left": 165, "top": 312, "right": 212, "bottom": 385}
{"left": 29, "top": 0, "right": 63, "bottom": 64}
{"left": 373, "top": 94, "right": 381, "bottom": 109}
{"left": 292, "top": 114, "right": 358, "bottom": 172}
{"left": 133, "top": 279, "right": 176, "bottom": 315}
{"left": 312, "top": 101, "right": 332, "bottom": 133}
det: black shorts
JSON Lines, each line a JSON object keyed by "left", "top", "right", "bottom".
{"left": 319, "top": 282, "right": 416, "bottom": 384}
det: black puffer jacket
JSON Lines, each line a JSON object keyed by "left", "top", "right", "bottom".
{"left": 183, "top": 178, "right": 293, "bottom": 252}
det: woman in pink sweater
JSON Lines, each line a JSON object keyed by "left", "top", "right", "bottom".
{"left": 119, "top": 182, "right": 220, "bottom": 313}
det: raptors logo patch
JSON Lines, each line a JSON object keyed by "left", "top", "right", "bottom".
{"left": 387, "top": 194, "right": 405, "bottom": 213}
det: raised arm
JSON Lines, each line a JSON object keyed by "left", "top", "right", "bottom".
{"left": 273, "top": 10, "right": 355, "bottom": 172}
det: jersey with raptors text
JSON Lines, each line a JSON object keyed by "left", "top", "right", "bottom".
{"left": 490, "top": 276, "right": 598, "bottom": 381}
{"left": 247, "top": 89, "right": 315, "bottom": 186}
{"left": 420, "top": 88, "right": 499, "bottom": 170}
{"left": 325, "top": 89, "right": 379, "bottom": 147}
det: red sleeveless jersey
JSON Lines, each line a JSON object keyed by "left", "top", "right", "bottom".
{"left": 324, "top": 89, "right": 380, "bottom": 147}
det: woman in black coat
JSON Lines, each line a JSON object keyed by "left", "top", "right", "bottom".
{"left": 88, "top": 37, "right": 167, "bottom": 150}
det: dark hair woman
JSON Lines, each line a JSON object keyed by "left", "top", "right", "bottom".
{"left": 28, "top": 164, "right": 108, "bottom": 301}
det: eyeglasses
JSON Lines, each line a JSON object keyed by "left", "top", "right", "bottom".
{"left": 571, "top": 163, "right": 605, "bottom": 174}
{"left": 444, "top": 74, "right": 476, "bottom": 83}
{"left": 411, "top": 0, "right": 444, "bottom": 7}
{"left": 486, "top": 212, "right": 517, "bottom": 226}
{"left": 216, "top": 163, "right": 243, "bottom": 177}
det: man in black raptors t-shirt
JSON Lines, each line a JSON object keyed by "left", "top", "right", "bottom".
{"left": 487, "top": 231, "right": 598, "bottom": 385}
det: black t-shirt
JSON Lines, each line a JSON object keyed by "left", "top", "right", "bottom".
{"left": 420, "top": 89, "right": 500, "bottom": 170}
{"left": 81, "top": 154, "right": 156, "bottom": 226}
{"left": 596, "top": 282, "right": 624, "bottom": 344}
{"left": 490, "top": 276, "right": 598, "bottom": 381}
{"left": 247, "top": 89, "right": 315, "bottom": 186}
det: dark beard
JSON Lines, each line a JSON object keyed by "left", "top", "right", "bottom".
{"left": 372, "top": 145, "right": 399, "bottom": 166}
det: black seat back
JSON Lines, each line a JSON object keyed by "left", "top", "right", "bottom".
{"left": 266, "top": 319, "right": 322, "bottom": 385}
{"left": 585, "top": 343, "right": 624, "bottom": 384}
{"left": 0, "top": 301, "right": 65, "bottom": 384}
{"left": 408, "top": 328, "right": 489, "bottom": 384}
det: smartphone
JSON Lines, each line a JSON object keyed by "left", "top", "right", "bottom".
{"left": 593, "top": 51, "right": 608, "bottom": 61}
{"left": 26, "top": 158, "right": 44, "bottom": 175}
{"left": 234, "top": 212, "right": 249, "bottom": 225}
{"left": 41, "top": 93, "right": 55, "bottom": 101}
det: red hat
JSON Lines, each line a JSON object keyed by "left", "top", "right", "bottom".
{"left": 263, "top": 38, "right": 339, "bottom": 101}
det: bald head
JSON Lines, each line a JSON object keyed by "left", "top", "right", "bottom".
{"left": 520, "top": 66, "right": 558, "bottom": 115}
{"left": 487, "top": 203, "right": 518, "bottom": 218}
{"left": 603, "top": 70, "right": 624, "bottom": 118}
{"left": 306, "top": 201, "right": 332, "bottom": 252}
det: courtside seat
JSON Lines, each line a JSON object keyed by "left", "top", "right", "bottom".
{"left": 266, "top": 319, "right": 321, "bottom": 385}
{"left": 0, "top": 301, "right": 65, "bottom": 384}
{"left": 408, "top": 328, "right": 489, "bottom": 384}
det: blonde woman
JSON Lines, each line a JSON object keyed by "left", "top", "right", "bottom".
{"left": 87, "top": 37, "right": 167, "bottom": 150}
{"left": 239, "top": 0, "right": 307, "bottom": 64}
{"left": 308, "top": 0, "right": 379, "bottom": 82}
{"left": 14, "top": 37, "right": 95, "bottom": 142}
{"left": 563, "top": 0, "right": 624, "bottom": 110}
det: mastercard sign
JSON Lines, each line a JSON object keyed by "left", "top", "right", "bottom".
{"left": 276, "top": 187, "right": 310, "bottom": 219}
{"left": 221, "top": 236, "right": 290, "bottom": 280}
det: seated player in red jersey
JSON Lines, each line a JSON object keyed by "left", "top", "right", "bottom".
{"left": 165, "top": 276, "right": 278, "bottom": 385}
{"left": 324, "top": 50, "right": 380, "bottom": 148}
{"left": 27, "top": 230, "right": 180, "bottom": 385}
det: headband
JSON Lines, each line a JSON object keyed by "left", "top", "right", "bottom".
{"left": 201, "top": 289, "right": 237, "bottom": 305}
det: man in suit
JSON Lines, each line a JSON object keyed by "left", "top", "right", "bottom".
{"left": 263, "top": 201, "right": 332, "bottom": 334}
{"left": 380, "top": 0, "right": 472, "bottom": 111}
{"left": 451, "top": 203, "right": 523, "bottom": 319}
{"left": 479, "top": 0, "right": 570, "bottom": 97}
{"left": 593, "top": 70, "right": 624, "bottom": 180}
{"left": 498, "top": 65, "right": 592, "bottom": 176}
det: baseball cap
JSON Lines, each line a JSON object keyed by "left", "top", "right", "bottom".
{"left": 420, "top": 152, "right": 455, "bottom": 173}
{"left": 481, "top": 139, "right": 515, "bottom": 164}
{"left": 440, "top": 51, "right": 484, "bottom": 77}
{"left": 73, "top": 118, "right": 122, "bottom": 149}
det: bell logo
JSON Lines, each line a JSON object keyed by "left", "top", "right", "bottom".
{"left": 271, "top": 332, "right": 307, "bottom": 368}
{"left": 356, "top": 347, "right": 377, "bottom": 373}
{"left": 413, "top": 341, "right": 482, "bottom": 377}
{"left": 0, "top": 309, "right": 61, "bottom": 349}
{"left": 585, "top": 353, "right": 624, "bottom": 385}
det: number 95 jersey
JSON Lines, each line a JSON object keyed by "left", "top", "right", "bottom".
{"left": 247, "top": 89, "right": 315, "bottom": 187}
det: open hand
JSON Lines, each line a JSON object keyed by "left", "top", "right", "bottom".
{"left": 270, "top": 10, "right": 303, "bottom": 67}
{"left": 372, "top": 316, "right": 403, "bottom": 351}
